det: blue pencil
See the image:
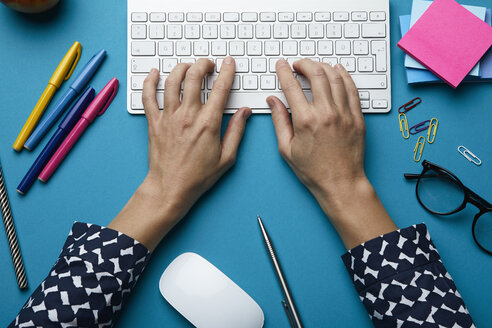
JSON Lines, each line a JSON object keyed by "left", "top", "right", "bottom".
{"left": 17, "top": 87, "right": 95, "bottom": 195}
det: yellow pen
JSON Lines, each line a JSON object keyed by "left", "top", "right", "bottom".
{"left": 12, "top": 41, "right": 82, "bottom": 151}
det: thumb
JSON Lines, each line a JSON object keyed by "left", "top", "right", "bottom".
{"left": 220, "top": 107, "right": 252, "bottom": 168}
{"left": 268, "top": 96, "right": 293, "bottom": 157}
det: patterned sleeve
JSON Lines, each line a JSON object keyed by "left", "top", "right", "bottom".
{"left": 342, "top": 223, "right": 475, "bottom": 328}
{"left": 9, "top": 222, "right": 151, "bottom": 328}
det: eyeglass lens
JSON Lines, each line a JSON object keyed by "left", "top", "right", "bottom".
{"left": 417, "top": 169, "right": 466, "bottom": 214}
{"left": 475, "top": 211, "right": 492, "bottom": 252}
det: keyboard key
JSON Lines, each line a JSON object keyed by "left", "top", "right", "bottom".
{"left": 242, "top": 12, "right": 258, "bottom": 22}
{"left": 158, "top": 41, "right": 174, "bottom": 56}
{"left": 333, "top": 12, "right": 349, "bottom": 21}
{"left": 372, "top": 99, "right": 388, "bottom": 109}
{"left": 162, "top": 58, "right": 178, "bottom": 72}
{"left": 269, "top": 58, "right": 283, "bottom": 72}
{"left": 168, "top": 12, "right": 184, "bottom": 22}
{"left": 291, "top": 24, "right": 306, "bottom": 39}
{"left": 150, "top": 12, "right": 165, "bottom": 22}
{"left": 360, "top": 100, "right": 370, "bottom": 109}
{"left": 131, "top": 75, "right": 146, "bottom": 90}
{"left": 314, "top": 12, "right": 331, "bottom": 22}
{"left": 264, "top": 41, "right": 280, "bottom": 55}
{"left": 296, "top": 12, "right": 312, "bottom": 22}
{"left": 273, "top": 24, "right": 289, "bottom": 39}
{"left": 131, "top": 24, "right": 147, "bottom": 39}
{"left": 194, "top": 41, "right": 209, "bottom": 56}
{"left": 252, "top": 58, "right": 267, "bottom": 72}
{"left": 247, "top": 41, "right": 262, "bottom": 56}
{"left": 308, "top": 23, "right": 324, "bottom": 38}
{"left": 278, "top": 12, "right": 294, "bottom": 22}
{"left": 326, "top": 23, "right": 342, "bottom": 38}
{"left": 131, "top": 58, "right": 159, "bottom": 73}
{"left": 229, "top": 41, "right": 245, "bottom": 55}
{"left": 287, "top": 57, "right": 301, "bottom": 67}
{"left": 362, "top": 23, "right": 386, "bottom": 38}
{"left": 238, "top": 24, "right": 254, "bottom": 39}
{"left": 187, "top": 12, "right": 203, "bottom": 22}
{"left": 371, "top": 40, "right": 387, "bottom": 72}
{"left": 260, "top": 12, "right": 276, "bottom": 22}
{"left": 220, "top": 24, "right": 236, "bottom": 39}
{"left": 181, "top": 58, "right": 196, "bottom": 63}
{"left": 296, "top": 74, "right": 310, "bottom": 89}
{"left": 318, "top": 41, "right": 333, "bottom": 55}
{"left": 211, "top": 41, "right": 227, "bottom": 56}
{"left": 369, "top": 12, "right": 386, "bottom": 21}
{"left": 236, "top": 58, "right": 249, "bottom": 72}
{"left": 335, "top": 40, "right": 351, "bottom": 55}
{"left": 231, "top": 75, "right": 241, "bottom": 90}
{"left": 176, "top": 41, "right": 191, "bottom": 56}
{"left": 243, "top": 75, "right": 258, "bottom": 90}
{"left": 167, "top": 25, "right": 182, "bottom": 39}
{"left": 353, "top": 40, "right": 369, "bottom": 55}
{"left": 351, "top": 12, "right": 367, "bottom": 21}
{"left": 340, "top": 57, "right": 356, "bottom": 72}
{"left": 131, "top": 41, "right": 155, "bottom": 56}
{"left": 203, "top": 24, "right": 218, "bottom": 39}
{"left": 358, "top": 57, "right": 374, "bottom": 72}
{"left": 300, "top": 40, "right": 315, "bottom": 55}
{"left": 205, "top": 12, "right": 221, "bottom": 22}
{"left": 185, "top": 25, "right": 200, "bottom": 39}
{"left": 351, "top": 74, "right": 387, "bottom": 89}
{"left": 131, "top": 93, "right": 144, "bottom": 109}
{"left": 223, "top": 92, "right": 312, "bottom": 109}
{"left": 131, "top": 12, "right": 147, "bottom": 22}
{"left": 149, "top": 24, "right": 165, "bottom": 39}
{"left": 322, "top": 57, "right": 338, "bottom": 66}
{"left": 344, "top": 24, "right": 359, "bottom": 38}
{"left": 207, "top": 75, "right": 219, "bottom": 89}
{"left": 260, "top": 75, "right": 276, "bottom": 90}
{"left": 282, "top": 41, "right": 298, "bottom": 55}
{"left": 224, "top": 12, "right": 240, "bottom": 22}
{"left": 256, "top": 24, "right": 271, "bottom": 39}
{"left": 358, "top": 91, "right": 370, "bottom": 100}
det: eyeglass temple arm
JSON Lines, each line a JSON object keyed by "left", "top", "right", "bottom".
{"left": 465, "top": 186, "right": 492, "bottom": 209}
{"left": 404, "top": 173, "right": 420, "bottom": 180}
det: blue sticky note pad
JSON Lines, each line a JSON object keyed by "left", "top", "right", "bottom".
{"left": 400, "top": 12, "right": 492, "bottom": 84}
{"left": 404, "top": 0, "right": 486, "bottom": 77}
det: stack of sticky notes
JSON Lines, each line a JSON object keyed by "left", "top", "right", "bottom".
{"left": 397, "top": 0, "right": 492, "bottom": 87}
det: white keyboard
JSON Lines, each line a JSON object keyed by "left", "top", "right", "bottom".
{"left": 127, "top": 0, "right": 391, "bottom": 114}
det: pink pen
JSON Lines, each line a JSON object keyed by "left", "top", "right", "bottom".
{"left": 39, "top": 78, "right": 119, "bottom": 182}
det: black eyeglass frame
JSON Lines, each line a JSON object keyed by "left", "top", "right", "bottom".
{"left": 404, "top": 160, "right": 492, "bottom": 255}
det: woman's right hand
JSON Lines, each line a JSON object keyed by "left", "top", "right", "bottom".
{"left": 268, "top": 59, "right": 397, "bottom": 249}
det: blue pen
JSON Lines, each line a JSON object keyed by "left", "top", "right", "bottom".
{"left": 24, "top": 49, "right": 106, "bottom": 151}
{"left": 17, "top": 87, "right": 95, "bottom": 195}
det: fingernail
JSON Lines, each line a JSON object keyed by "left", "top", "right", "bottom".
{"left": 224, "top": 57, "right": 233, "bottom": 64}
{"left": 266, "top": 97, "right": 274, "bottom": 108}
{"left": 243, "top": 108, "right": 252, "bottom": 120}
{"left": 151, "top": 68, "right": 158, "bottom": 75}
{"left": 336, "top": 64, "right": 344, "bottom": 71}
{"left": 277, "top": 59, "right": 288, "bottom": 66}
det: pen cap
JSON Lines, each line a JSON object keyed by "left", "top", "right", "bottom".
{"left": 82, "top": 78, "right": 119, "bottom": 123}
{"left": 49, "top": 41, "right": 82, "bottom": 88}
{"left": 70, "top": 49, "right": 107, "bottom": 94}
{"left": 60, "top": 87, "right": 95, "bottom": 130}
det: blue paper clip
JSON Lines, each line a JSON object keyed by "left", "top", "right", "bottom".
{"left": 409, "top": 120, "right": 430, "bottom": 135}
{"left": 398, "top": 97, "right": 421, "bottom": 114}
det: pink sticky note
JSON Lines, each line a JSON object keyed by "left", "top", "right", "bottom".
{"left": 397, "top": 0, "right": 492, "bottom": 88}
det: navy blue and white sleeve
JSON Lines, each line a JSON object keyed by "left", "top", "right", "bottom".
{"left": 342, "top": 223, "right": 475, "bottom": 327}
{"left": 9, "top": 222, "right": 151, "bottom": 328}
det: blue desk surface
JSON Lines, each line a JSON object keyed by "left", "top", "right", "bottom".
{"left": 1, "top": 1, "right": 491, "bottom": 326}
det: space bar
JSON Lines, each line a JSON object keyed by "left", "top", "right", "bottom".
{"left": 224, "top": 91, "right": 312, "bottom": 109}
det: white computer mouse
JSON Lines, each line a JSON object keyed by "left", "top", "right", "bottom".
{"left": 159, "top": 252, "right": 264, "bottom": 328}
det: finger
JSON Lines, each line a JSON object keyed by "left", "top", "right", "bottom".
{"left": 182, "top": 59, "right": 215, "bottom": 108}
{"left": 322, "top": 63, "right": 348, "bottom": 110}
{"left": 164, "top": 63, "right": 191, "bottom": 111}
{"left": 267, "top": 96, "right": 293, "bottom": 158}
{"left": 335, "top": 63, "right": 364, "bottom": 120}
{"left": 142, "top": 68, "right": 160, "bottom": 120}
{"left": 220, "top": 107, "right": 252, "bottom": 169}
{"left": 292, "top": 59, "right": 332, "bottom": 106}
{"left": 206, "top": 57, "right": 235, "bottom": 118}
{"left": 276, "top": 59, "right": 309, "bottom": 115}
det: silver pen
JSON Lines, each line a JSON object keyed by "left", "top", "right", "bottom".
{"left": 257, "top": 215, "right": 303, "bottom": 328}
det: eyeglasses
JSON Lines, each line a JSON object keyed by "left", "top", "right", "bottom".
{"left": 405, "top": 160, "right": 492, "bottom": 255}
